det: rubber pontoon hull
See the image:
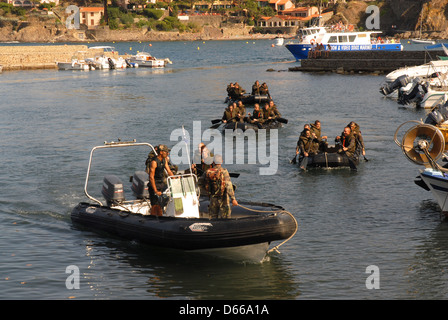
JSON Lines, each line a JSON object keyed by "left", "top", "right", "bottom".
{"left": 226, "top": 94, "right": 271, "bottom": 105}
{"left": 71, "top": 201, "right": 297, "bottom": 251}
{"left": 303, "top": 152, "right": 359, "bottom": 169}
{"left": 222, "top": 121, "right": 282, "bottom": 132}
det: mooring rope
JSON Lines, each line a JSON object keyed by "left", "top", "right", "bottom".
{"left": 237, "top": 204, "right": 299, "bottom": 255}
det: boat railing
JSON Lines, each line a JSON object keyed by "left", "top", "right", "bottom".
{"left": 84, "top": 139, "right": 157, "bottom": 206}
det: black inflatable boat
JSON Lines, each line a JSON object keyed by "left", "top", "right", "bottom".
{"left": 304, "top": 152, "right": 359, "bottom": 169}
{"left": 222, "top": 119, "right": 284, "bottom": 132}
{"left": 296, "top": 143, "right": 360, "bottom": 170}
{"left": 71, "top": 140, "right": 298, "bottom": 262}
{"left": 226, "top": 94, "right": 271, "bottom": 105}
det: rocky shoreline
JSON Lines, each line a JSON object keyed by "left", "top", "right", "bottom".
{"left": 0, "top": 17, "right": 280, "bottom": 44}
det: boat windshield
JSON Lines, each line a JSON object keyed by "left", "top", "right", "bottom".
{"left": 300, "top": 28, "right": 321, "bottom": 36}
{"left": 167, "top": 174, "right": 198, "bottom": 198}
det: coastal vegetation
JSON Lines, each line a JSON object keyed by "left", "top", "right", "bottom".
{"left": 1, "top": 0, "right": 448, "bottom": 42}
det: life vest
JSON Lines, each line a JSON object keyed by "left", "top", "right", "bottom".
{"left": 206, "top": 167, "right": 226, "bottom": 197}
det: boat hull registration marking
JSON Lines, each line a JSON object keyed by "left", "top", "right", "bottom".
{"left": 189, "top": 223, "right": 213, "bottom": 232}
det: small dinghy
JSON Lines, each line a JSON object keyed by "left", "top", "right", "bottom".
{"left": 71, "top": 140, "right": 298, "bottom": 262}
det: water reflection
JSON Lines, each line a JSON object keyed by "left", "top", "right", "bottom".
{"left": 78, "top": 233, "right": 301, "bottom": 300}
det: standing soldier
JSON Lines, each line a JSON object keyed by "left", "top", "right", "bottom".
{"left": 205, "top": 155, "right": 238, "bottom": 219}
{"left": 148, "top": 144, "right": 174, "bottom": 216}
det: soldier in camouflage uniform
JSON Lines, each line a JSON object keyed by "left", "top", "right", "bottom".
{"left": 205, "top": 155, "right": 238, "bottom": 219}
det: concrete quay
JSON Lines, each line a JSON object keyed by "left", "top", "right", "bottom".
{"left": 0, "top": 45, "right": 105, "bottom": 71}
{"left": 289, "top": 50, "right": 446, "bottom": 74}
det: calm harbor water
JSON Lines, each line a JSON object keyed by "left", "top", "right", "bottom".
{"left": 1, "top": 39, "right": 448, "bottom": 301}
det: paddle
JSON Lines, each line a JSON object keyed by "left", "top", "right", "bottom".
{"left": 210, "top": 116, "right": 236, "bottom": 129}
{"left": 276, "top": 117, "right": 288, "bottom": 124}
{"left": 290, "top": 153, "right": 298, "bottom": 164}
{"left": 210, "top": 122, "right": 223, "bottom": 129}
{"left": 346, "top": 155, "right": 358, "bottom": 171}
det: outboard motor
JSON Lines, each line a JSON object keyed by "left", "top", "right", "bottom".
{"left": 380, "top": 75, "right": 411, "bottom": 96}
{"left": 131, "top": 171, "right": 149, "bottom": 199}
{"left": 398, "top": 77, "right": 424, "bottom": 105}
{"left": 107, "top": 57, "right": 115, "bottom": 69}
{"left": 425, "top": 101, "right": 448, "bottom": 125}
{"left": 102, "top": 175, "right": 125, "bottom": 206}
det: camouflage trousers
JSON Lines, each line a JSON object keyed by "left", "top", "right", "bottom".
{"left": 208, "top": 196, "right": 231, "bottom": 219}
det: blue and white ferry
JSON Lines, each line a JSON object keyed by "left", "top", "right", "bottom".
{"left": 285, "top": 26, "right": 403, "bottom": 60}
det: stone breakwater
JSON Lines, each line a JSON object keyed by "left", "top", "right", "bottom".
{"left": 0, "top": 45, "right": 114, "bottom": 71}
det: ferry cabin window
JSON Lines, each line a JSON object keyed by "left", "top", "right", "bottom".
{"left": 338, "top": 35, "right": 348, "bottom": 43}
{"left": 349, "top": 35, "right": 356, "bottom": 42}
{"left": 328, "top": 36, "right": 338, "bottom": 43}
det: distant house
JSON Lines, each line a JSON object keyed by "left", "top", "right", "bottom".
{"left": 5, "top": 0, "right": 60, "bottom": 7}
{"left": 257, "top": 6, "right": 333, "bottom": 33}
{"left": 80, "top": 7, "right": 104, "bottom": 29}
{"left": 193, "top": 0, "right": 235, "bottom": 11}
{"left": 115, "top": 0, "right": 156, "bottom": 11}
{"left": 258, "top": 15, "right": 301, "bottom": 28}
{"left": 279, "top": 6, "right": 319, "bottom": 18}
{"left": 39, "top": 0, "right": 60, "bottom": 5}
{"left": 270, "top": 0, "right": 294, "bottom": 12}
{"left": 6, "top": 0, "right": 33, "bottom": 7}
{"left": 257, "top": 0, "right": 294, "bottom": 12}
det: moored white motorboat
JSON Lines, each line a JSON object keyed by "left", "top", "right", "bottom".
{"left": 394, "top": 117, "right": 448, "bottom": 216}
{"left": 416, "top": 168, "right": 448, "bottom": 214}
{"left": 71, "top": 140, "right": 298, "bottom": 262}
{"left": 57, "top": 61, "right": 91, "bottom": 71}
{"left": 384, "top": 60, "right": 448, "bottom": 83}
{"left": 86, "top": 46, "right": 127, "bottom": 69}
{"left": 419, "top": 89, "right": 448, "bottom": 109}
{"left": 56, "top": 51, "right": 94, "bottom": 71}
{"left": 127, "top": 51, "right": 172, "bottom": 68}
{"left": 274, "top": 37, "right": 284, "bottom": 46}
{"left": 411, "top": 39, "right": 436, "bottom": 44}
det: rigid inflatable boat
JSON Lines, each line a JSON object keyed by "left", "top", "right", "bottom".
{"left": 71, "top": 140, "right": 298, "bottom": 262}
